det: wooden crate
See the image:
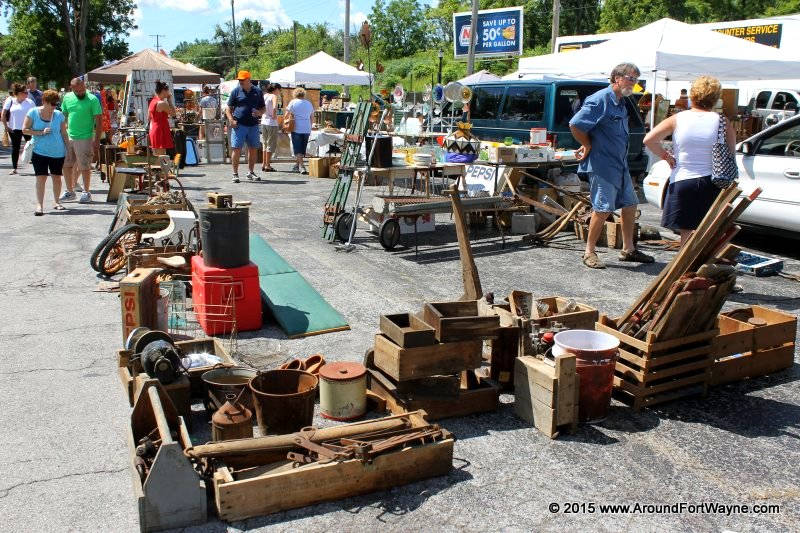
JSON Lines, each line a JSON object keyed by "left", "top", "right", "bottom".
{"left": 118, "top": 337, "right": 235, "bottom": 405}
{"left": 119, "top": 268, "right": 161, "bottom": 344}
{"left": 212, "top": 411, "right": 453, "bottom": 521}
{"left": 710, "top": 306, "right": 796, "bottom": 385}
{"left": 574, "top": 221, "right": 638, "bottom": 249}
{"left": 373, "top": 333, "right": 482, "bottom": 381}
{"left": 367, "top": 367, "right": 499, "bottom": 420}
{"left": 126, "top": 246, "right": 193, "bottom": 274}
{"left": 531, "top": 296, "right": 599, "bottom": 330}
{"left": 596, "top": 318, "right": 717, "bottom": 411}
{"left": 422, "top": 300, "right": 500, "bottom": 342}
{"left": 514, "top": 355, "right": 578, "bottom": 438}
{"left": 379, "top": 312, "right": 437, "bottom": 348}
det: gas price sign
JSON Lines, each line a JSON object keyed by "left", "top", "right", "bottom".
{"left": 453, "top": 6, "right": 524, "bottom": 59}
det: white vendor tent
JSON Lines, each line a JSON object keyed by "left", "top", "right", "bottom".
{"left": 512, "top": 18, "right": 800, "bottom": 124}
{"left": 269, "top": 51, "right": 372, "bottom": 86}
{"left": 458, "top": 70, "right": 501, "bottom": 85}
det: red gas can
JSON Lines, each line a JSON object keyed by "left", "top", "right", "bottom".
{"left": 191, "top": 255, "right": 262, "bottom": 335}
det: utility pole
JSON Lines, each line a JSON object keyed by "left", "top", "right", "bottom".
{"left": 231, "top": 0, "right": 238, "bottom": 74}
{"left": 551, "top": 0, "right": 561, "bottom": 53}
{"left": 293, "top": 21, "right": 298, "bottom": 63}
{"left": 343, "top": 0, "right": 350, "bottom": 97}
{"left": 149, "top": 34, "right": 166, "bottom": 51}
{"left": 466, "top": 0, "right": 479, "bottom": 75}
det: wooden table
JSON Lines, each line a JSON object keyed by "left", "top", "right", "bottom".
{"left": 362, "top": 163, "right": 465, "bottom": 196}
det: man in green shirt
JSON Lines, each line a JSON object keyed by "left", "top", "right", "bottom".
{"left": 60, "top": 78, "right": 102, "bottom": 203}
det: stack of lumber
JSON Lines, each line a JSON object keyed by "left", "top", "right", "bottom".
{"left": 599, "top": 186, "right": 762, "bottom": 409}
{"left": 366, "top": 301, "right": 501, "bottom": 420}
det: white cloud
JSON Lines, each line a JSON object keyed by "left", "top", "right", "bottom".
{"left": 130, "top": 7, "right": 144, "bottom": 37}
{"left": 216, "top": 0, "right": 291, "bottom": 29}
{"left": 139, "top": 0, "right": 210, "bottom": 11}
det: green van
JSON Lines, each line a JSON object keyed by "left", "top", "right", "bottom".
{"left": 460, "top": 79, "right": 648, "bottom": 178}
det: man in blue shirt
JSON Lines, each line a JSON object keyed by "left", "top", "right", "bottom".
{"left": 27, "top": 77, "right": 43, "bottom": 106}
{"left": 569, "top": 62, "right": 654, "bottom": 269}
{"left": 225, "top": 70, "right": 265, "bottom": 183}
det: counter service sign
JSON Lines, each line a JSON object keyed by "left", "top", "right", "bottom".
{"left": 453, "top": 6, "right": 524, "bottom": 59}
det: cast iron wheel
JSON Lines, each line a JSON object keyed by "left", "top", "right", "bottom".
{"left": 378, "top": 218, "right": 401, "bottom": 250}
{"left": 334, "top": 212, "right": 354, "bottom": 242}
{"left": 97, "top": 224, "right": 143, "bottom": 276}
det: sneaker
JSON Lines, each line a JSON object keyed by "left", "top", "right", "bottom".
{"left": 60, "top": 191, "right": 77, "bottom": 202}
{"left": 583, "top": 252, "right": 606, "bottom": 269}
{"left": 247, "top": 171, "right": 260, "bottom": 181}
{"left": 232, "top": 174, "right": 240, "bottom": 183}
{"left": 74, "top": 183, "right": 83, "bottom": 193}
{"left": 291, "top": 164, "right": 299, "bottom": 173}
{"left": 618, "top": 249, "right": 655, "bottom": 263}
{"left": 78, "top": 192, "right": 92, "bottom": 204}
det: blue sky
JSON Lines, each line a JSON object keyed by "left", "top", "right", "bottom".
{"left": 0, "top": 0, "right": 434, "bottom": 56}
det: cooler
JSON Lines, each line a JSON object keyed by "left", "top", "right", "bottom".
{"left": 191, "top": 255, "right": 262, "bottom": 335}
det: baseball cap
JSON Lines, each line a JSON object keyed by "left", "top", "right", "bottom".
{"left": 236, "top": 70, "right": 251, "bottom": 80}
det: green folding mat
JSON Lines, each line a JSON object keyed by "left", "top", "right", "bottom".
{"left": 249, "top": 234, "right": 350, "bottom": 338}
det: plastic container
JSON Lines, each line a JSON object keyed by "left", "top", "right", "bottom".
{"left": 249, "top": 370, "right": 318, "bottom": 435}
{"left": 190, "top": 255, "right": 262, "bottom": 335}
{"left": 530, "top": 127, "right": 547, "bottom": 145}
{"left": 199, "top": 207, "right": 249, "bottom": 269}
{"left": 553, "top": 330, "right": 620, "bottom": 423}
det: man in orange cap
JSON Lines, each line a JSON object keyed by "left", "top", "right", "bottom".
{"left": 225, "top": 70, "right": 265, "bottom": 182}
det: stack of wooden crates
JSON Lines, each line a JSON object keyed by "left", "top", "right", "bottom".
{"left": 367, "top": 300, "right": 500, "bottom": 420}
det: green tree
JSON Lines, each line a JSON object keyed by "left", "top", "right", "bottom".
{"left": 0, "top": 0, "right": 133, "bottom": 83}
{"left": 598, "top": 0, "right": 690, "bottom": 32}
{"left": 763, "top": 0, "right": 800, "bottom": 15}
{"left": 172, "top": 40, "right": 224, "bottom": 76}
{"left": 370, "top": 0, "right": 431, "bottom": 60}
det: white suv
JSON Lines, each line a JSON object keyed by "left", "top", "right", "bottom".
{"left": 749, "top": 89, "right": 800, "bottom": 118}
{"left": 642, "top": 113, "right": 800, "bottom": 235}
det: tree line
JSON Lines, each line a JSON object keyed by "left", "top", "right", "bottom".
{"left": 1, "top": 0, "right": 798, "bottom": 89}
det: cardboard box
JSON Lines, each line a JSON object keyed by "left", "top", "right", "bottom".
{"left": 119, "top": 268, "right": 161, "bottom": 343}
{"left": 488, "top": 145, "right": 516, "bottom": 163}
{"left": 308, "top": 157, "right": 329, "bottom": 178}
{"left": 516, "top": 145, "right": 550, "bottom": 163}
{"left": 329, "top": 156, "right": 341, "bottom": 178}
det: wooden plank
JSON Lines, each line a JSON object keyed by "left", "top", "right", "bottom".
{"left": 395, "top": 374, "right": 461, "bottom": 397}
{"left": 448, "top": 184, "right": 482, "bottom": 301}
{"left": 710, "top": 343, "right": 795, "bottom": 385}
{"left": 423, "top": 301, "right": 500, "bottom": 342}
{"left": 489, "top": 325, "right": 521, "bottom": 389}
{"left": 379, "top": 313, "right": 437, "bottom": 348}
{"left": 215, "top": 438, "right": 454, "bottom": 521}
{"left": 372, "top": 334, "right": 482, "bottom": 381}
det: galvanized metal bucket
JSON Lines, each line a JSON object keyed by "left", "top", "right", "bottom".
{"left": 201, "top": 365, "right": 258, "bottom": 412}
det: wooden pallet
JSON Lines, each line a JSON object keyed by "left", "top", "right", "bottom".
{"left": 711, "top": 305, "right": 797, "bottom": 385}
{"left": 597, "top": 317, "right": 717, "bottom": 411}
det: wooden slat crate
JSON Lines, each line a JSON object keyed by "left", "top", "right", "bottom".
{"left": 596, "top": 317, "right": 717, "bottom": 411}
{"left": 372, "top": 333, "right": 482, "bottom": 381}
{"left": 422, "top": 300, "right": 500, "bottom": 342}
{"left": 711, "top": 305, "right": 797, "bottom": 385}
{"left": 531, "top": 296, "right": 599, "bottom": 330}
{"left": 514, "top": 355, "right": 579, "bottom": 438}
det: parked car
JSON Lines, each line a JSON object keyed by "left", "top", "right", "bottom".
{"left": 460, "top": 80, "right": 649, "bottom": 177}
{"left": 748, "top": 88, "right": 800, "bottom": 118}
{"left": 642, "top": 113, "right": 800, "bottom": 235}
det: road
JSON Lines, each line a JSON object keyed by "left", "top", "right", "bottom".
{"left": 1, "top": 151, "right": 798, "bottom": 532}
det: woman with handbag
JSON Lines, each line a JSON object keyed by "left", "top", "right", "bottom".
{"left": 6, "top": 83, "right": 35, "bottom": 174}
{"left": 22, "top": 89, "right": 68, "bottom": 215}
{"left": 644, "top": 75, "right": 736, "bottom": 247}
{"left": 285, "top": 87, "right": 314, "bottom": 174}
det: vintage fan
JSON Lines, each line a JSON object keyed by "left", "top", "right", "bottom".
{"left": 444, "top": 81, "right": 466, "bottom": 103}
{"left": 432, "top": 83, "right": 445, "bottom": 104}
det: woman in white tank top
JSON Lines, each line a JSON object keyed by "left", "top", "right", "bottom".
{"left": 644, "top": 76, "right": 736, "bottom": 246}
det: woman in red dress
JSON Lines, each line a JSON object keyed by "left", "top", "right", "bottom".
{"left": 148, "top": 81, "right": 176, "bottom": 155}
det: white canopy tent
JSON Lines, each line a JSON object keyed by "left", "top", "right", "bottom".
{"left": 268, "top": 51, "right": 372, "bottom": 86}
{"left": 512, "top": 18, "right": 800, "bottom": 125}
{"left": 458, "top": 70, "right": 501, "bottom": 85}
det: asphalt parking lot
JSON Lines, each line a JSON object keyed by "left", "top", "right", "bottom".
{"left": 0, "top": 152, "right": 798, "bottom": 532}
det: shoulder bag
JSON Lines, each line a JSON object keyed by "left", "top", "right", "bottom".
{"left": 711, "top": 114, "right": 738, "bottom": 189}
{"left": 282, "top": 110, "right": 295, "bottom": 133}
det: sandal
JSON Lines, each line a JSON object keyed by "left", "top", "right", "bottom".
{"left": 53, "top": 204, "right": 66, "bottom": 211}
{"left": 34, "top": 209, "right": 43, "bottom": 216}
{"left": 264, "top": 167, "right": 276, "bottom": 172}
{"left": 583, "top": 252, "right": 606, "bottom": 269}
{"left": 618, "top": 249, "right": 655, "bottom": 264}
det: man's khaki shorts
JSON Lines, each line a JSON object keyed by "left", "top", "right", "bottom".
{"left": 260, "top": 125, "right": 279, "bottom": 153}
{"left": 64, "top": 139, "right": 93, "bottom": 170}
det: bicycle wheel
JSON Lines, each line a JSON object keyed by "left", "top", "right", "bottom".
{"left": 90, "top": 233, "right": 115, "bottom": 272}
{"left": 97, "top": 224, "right": 143, "bottom": 276}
